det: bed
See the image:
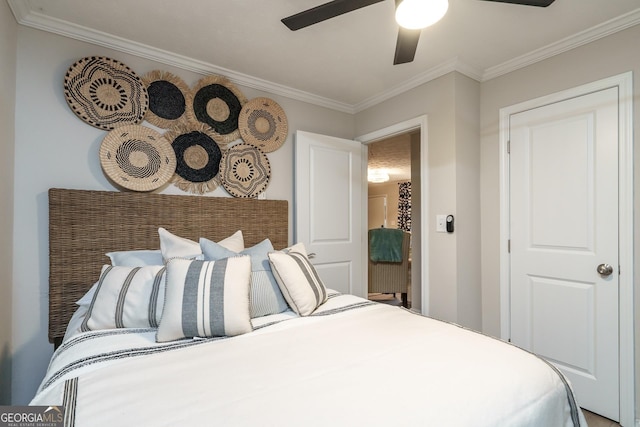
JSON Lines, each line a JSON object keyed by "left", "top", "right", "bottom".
{"left": 32, "top": 188, "right": 586, "bottom": 426}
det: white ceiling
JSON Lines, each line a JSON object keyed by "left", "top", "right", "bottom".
{"left": 8, "top": 0, "right": 640, "bottom": 113}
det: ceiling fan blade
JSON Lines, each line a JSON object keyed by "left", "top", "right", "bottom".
{"left": 282, "top": 0, "right": 385, "bottom": 31}
{"left": 480, "top": 0, "right": 555, "bottom": 7}
{"left": 393, "top": 27, "right": 421, "bottom": 65}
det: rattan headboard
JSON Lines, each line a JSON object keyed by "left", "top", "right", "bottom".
{"left": 48, "top": 188, "right": 288, "bottom": 346}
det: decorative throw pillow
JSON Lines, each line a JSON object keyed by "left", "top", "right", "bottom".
{"left": 268, "top": 248, "right": 328, "bottom": 316}
{"left": 106, "top": 249, "right": 164, "bottom": 267}
{"left": 158, "top": 228, "right": 244, "bottom": 261}
{"left": 76, "top": 281, "right": 98, "bottom": 307}
{"left": 200, "top": 238, "right": 288, "bottom": 318}
{"left": 156, "top": 256, "right": 253, "bottom": 342}
{"left": 282, "top": 242, "right": 307, "bottom": 257}
{"left": 81, "top": 265, "right": 166, "bottom": 331}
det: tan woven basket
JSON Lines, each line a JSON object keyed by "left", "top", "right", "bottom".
{"left": 99, "top": 124, "right": 176, "bottom": 192}
{"left": 239, "top": 97, "right": 288, "bottom": 153}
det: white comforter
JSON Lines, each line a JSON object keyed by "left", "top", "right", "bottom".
{"left": 32, "top": 293, "right": 586, "bottom": 426}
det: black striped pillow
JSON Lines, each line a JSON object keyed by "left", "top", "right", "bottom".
{"left": 268, "top": 250, "right": 328, "bottom": 316}
{"left": 81, "top": 265, "right": 166, "bottom": 331}
{"left": 156, "top": 256, "right": 253, "bottom": 342}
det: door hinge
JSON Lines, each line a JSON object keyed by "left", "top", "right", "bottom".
{"left": 507, "top": 140, "right": 510, "bottom": 154}
{"left": 508, "top": 239, "right": 511, "bottom": 253}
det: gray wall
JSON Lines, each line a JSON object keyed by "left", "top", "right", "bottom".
{"left": 355, "top": 72, "right": 483, "bottom": 328}
{"left": 0, "top": 0, "right": 17, "bottom": 405}
{"left": 11, "top": 26, "right": 355, "bottom": 404}
{"left": 454, "top": 73, "right": 481, "bottom": 329}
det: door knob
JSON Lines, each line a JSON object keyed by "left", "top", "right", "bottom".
{"left": 597, "top": 263, "right": 614, "bottom": 277}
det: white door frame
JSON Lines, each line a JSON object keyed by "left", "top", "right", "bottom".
{"left": 498, "top": 72, "right": 634, "bottom": 426}
{"left": 356, "top": 115, "right": 429, "bottom": 315}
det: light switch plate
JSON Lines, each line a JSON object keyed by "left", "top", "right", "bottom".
{"left": 436, "top": 215, "right": 447, "bottom": 233}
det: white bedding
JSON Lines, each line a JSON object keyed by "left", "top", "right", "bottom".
{"left": 32, "top": 293, "right": 586, "bottom": 426}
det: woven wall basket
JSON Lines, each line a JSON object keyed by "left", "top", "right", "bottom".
{"left": 189, "top": 75, "right": 247, "bottom": 146}
{"left": 239, "top": 97, "right": 288, "bottom": 153}
{"left": 142, "top": 70, "right": 192, "bottom": 129}
{"left": 64, "top": 56, "right": 148, "bottom": 130}
{"left": 99, "top": 124, "right": 176, "bottom": 192}
{"left": 164, "top": 121, "right": 224, "bottom": 194}
{"left": 220, "top": 143, "right": 270, "bottom": 198}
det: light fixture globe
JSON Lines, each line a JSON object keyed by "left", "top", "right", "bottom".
{"left": 368, "top": 169, "right": 390, "bottom": 183}
{"left": 395, "top": 0, "right": 449, "bottom": 30}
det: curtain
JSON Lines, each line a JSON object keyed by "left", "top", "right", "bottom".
{"left": 397, "top": 181, "right": 411, "bottom": 232}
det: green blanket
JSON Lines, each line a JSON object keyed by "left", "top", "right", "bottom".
{"left": 369, "top": 228, "right": 404, "bottom": 263}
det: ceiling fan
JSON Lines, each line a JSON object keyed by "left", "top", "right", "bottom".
{"left": 282, "top": 0, "right": 556, "bottom": 65}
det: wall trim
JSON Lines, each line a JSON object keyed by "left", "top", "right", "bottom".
{"left": 498, "top": 71, "right": 634, "bottom": 426}
{"left": 484, "top": 9, "right": 640, "bottom": 81}
{"left": 9, "top": 0, "right": 640, "bottom": 113}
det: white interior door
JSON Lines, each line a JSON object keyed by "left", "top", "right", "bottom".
{"left": 294, "top": 130, "right": 363, "bottom": 296}
{"left": 509, "top": 87, "right": 619, "bottom": 420}
{"left": 368, "top": 195, "right": 387, "bottom": 229}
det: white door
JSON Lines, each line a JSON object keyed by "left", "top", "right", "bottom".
{"left": 295, "top": 130, "right": 363, "bottom": 296}
{"left": 509, "top": 87, "right": 619, "bottom": 420}
{"left": 368, "top": 195, "right": 387, "bottom": 229}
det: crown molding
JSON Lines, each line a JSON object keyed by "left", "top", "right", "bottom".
{"left": 7, "top": 0, "right": 356, "bottom": 114}
{"left": 353, "top": 57, "right": 483, "bottom": 113}
{"left": 482, "top": 7, "right": 640, "bottom": 81}
{"left": 9, "top": 0, "right": 640, "bottom": 113}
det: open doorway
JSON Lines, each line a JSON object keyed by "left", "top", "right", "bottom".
{"left": 366, "top": 131, "right": 419, "bottom": 309}
{"left": 357, "top": 115, "right": 428, "bottom": 314}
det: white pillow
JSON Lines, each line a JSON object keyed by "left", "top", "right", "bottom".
{"left": 200, "top": 238, "right": 288, "bottom": 318}
{"left": 156, "top": 256, "right": 253, "bottom": 342}
{"left": 76, "top": 281, "right": 99, "bottom": 307}
{"left": 81, "top": 265, "right": 166, "bottom": 331}
{"left": 283, "top": 242, "right": 307, "bottom": 257}
{"left": 268, "top": 245, "right": 328, "bottom": 316}
{"left": 158, "top": 228, "right": 244, "bottom": 261}
{"left": 106, "top": 249, "right": 163, "bottom": 267}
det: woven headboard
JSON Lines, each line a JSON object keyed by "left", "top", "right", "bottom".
{"left": 48, "top": 188, "right": 288, "bottom": 346}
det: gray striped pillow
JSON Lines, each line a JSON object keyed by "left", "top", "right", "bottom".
{"left": 268, "top": 250, "right": 328, "bottom": 316}
{"left": 81, "top": 265, "right": 166, "bottom": 331}
{"left": 200, "top": 238, "right": 288, "bottom": 318}
{"left": 156, "top": 256, "right": 253, "bottom": 342}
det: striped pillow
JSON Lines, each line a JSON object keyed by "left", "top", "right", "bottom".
{"left": 268, "top": 250, "right": 328, "bottom": 316}
{"left": 81, "top": 265, "right": 166, "bottom": 331}
{"left": 200, "top": 238, "right": 288, "bottom": 318}
{"left": 156, "top": 256, "right": 252, "bottom": 342}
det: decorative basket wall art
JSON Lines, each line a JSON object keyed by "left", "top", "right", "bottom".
{"left": 219, "top": 143, "right": 271, "bottom": 198}
{"left": 62, "top": 56, "right": 290, "bottom": 197}
{"left": 189, "top": 75, "right": 247, "bottom": 147}
{"left": 99, "top": 124, "right": 176, "bottom": 192}
{"left": 64, "top": 56, "right": 148, "bottom": 130}
{"left": 164, "top": 121, "right": 224, "bottom": 195}
{"left": 239, "top": 97, "right": 288, "bottom": 153}
{"left": 141, "top": 70, "right": 192, "bottom": 129}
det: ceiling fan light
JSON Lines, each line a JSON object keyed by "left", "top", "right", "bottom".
{"left": 395, "top": 0, "right": 449, "bottom": 30}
